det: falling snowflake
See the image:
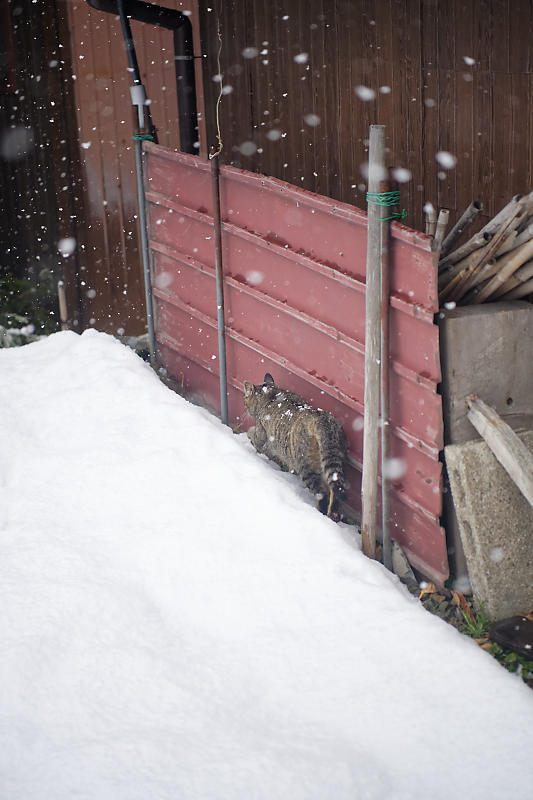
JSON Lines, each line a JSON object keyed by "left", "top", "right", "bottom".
{"left": 391, "top": 167, "right": 412, "bottom": 183}
{"left": 382, "top": 457, "right": 407, "bottom": 480}
{"left": 155, "top": 272, "right": 172, "bottom": 290}
{"left": 436, "top": 151, "right": 457, "bottom": 169}
{"left": 246, "top": 270, "right": 264, "bottom": 285}
{"left": 303, "top": 113, "right": 320, "bottom": 127}
{"left": 57, "top": 237, "right": 77, "bottom": 256}
{"left": 354, "top": 85, "right": 376, "bottom": 101}
{"left": 239, "top": 141, "right": 257, "bottom": 156}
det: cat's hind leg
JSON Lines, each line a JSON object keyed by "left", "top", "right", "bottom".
{"left": 300, "top": 469, "right": 327, "bottom": 511}
{"left": 247, "top": 423, "right": 267, "bottom": 453}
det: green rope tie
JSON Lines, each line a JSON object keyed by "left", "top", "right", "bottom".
{"left": 132, "top": 133, "right": 154, "bottom": 142}
{"left": 366, "top": 190, "right": 407, "bottom": 222}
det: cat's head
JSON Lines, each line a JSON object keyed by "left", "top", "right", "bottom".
{"left": 243, "top": 373, "right": 276, "bottom": 415}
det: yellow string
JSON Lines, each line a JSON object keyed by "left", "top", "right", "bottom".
{"left": 326, "top": 488, "right": 335, "bottom": 517}
{"left": 209, "top": 9, "right": 223, "bottom": 159}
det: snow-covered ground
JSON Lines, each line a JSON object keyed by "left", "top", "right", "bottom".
{"left": 1, "top": 329, "right": 533, "bottom": 800}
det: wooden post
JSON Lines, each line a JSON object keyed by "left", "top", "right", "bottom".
{"left": 425, "top": 205, "right": 437, "bottom": 237}
{"left": 432, "top": 209, "right": 450, "bottom": 254}
{"left": 57, "top": 280, "right": 68, "bottom": 331}
{"left": 380, "top": 181, "right": 392, "bottom": 571}
{"left": 361, "top": 124, "right": 385, "bottom": 560}
{"left": 466, "top": 395, "right": 533, "bottom": 509}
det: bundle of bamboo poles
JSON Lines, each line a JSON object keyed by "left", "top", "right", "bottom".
{"left": 431, "top": 193, "right": 533, "bottom": 306}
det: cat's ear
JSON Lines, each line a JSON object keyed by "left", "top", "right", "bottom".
{"left": 244, "top": 380, "right": 254, "bottom": 398}
{"left": 263, "top": 373, "right": 275, "bottom": 386}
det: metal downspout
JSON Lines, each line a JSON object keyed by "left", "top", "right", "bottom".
{"left": 174, "top": 20, "right": 198, "bottom": 154}
{"left": 116, "top": 0, "right": 156, "bottom": 366}
{"left": 85, "top": 0, "right": 199, "bottom": 153}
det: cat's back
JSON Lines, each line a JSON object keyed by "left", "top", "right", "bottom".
{"left": 262, "top": 388, "right": 342, "bottom": 467}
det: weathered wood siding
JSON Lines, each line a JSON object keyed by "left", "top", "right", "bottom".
{"left": 0, "top": 0, "right": 82, "bottom": 325}
{"left": 66, "top": 0, "right": 181, "bottom": 334}
{"left": 199, "top": 0, "right": 533, "bottom": 234}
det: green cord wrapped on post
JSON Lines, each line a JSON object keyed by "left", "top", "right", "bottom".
{"left": 366, "top": 190, "right": 407, "bottom": 221}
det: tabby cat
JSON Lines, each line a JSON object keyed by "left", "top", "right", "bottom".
{"left": 243, "top": 373, "right": 347, "bottom": 518}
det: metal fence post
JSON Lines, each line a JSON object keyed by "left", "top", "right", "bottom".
{"left": 210, "top": 154, "right": 229, "bottom": 425}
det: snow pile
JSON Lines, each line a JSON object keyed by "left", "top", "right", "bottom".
{"left": 1, "top": 330, "right": 532, "bottom": 800}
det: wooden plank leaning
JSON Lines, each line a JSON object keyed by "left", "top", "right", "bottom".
{"left": 431, "top": 209, "right": 450, "bottom": 255}
{"left": 440, "top": 200, "right": 483, "bottom": 259}
{"left": 472, "top": 238, "right": 533, "bottom": 303}
{"left": 466, "top": 395, "right": 533, "bottom": 510}
{"left": 439, "top": 194, "right": 524, "bottom": 270}
{"left": 439, "top": 196, "right": 530, "bottom": 303}
{"left": 495, "top": 258, "right": 533, "bottom": 298}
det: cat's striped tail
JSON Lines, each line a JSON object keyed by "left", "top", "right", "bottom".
{"left": 316, "top": 416, "right": 346, "bottom": 515}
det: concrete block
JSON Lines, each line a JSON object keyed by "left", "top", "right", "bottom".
{"left": 439, "top": 301, "right": 533, "bottom": 584}
{"left": 439, "top": 301, "right": 533, "bottom": 445}
{"left": 445, "top": 431, "right": 533, "bottom": 620}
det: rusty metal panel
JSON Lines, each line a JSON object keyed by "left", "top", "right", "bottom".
{"left": 145, "top": 143, "right": 447, "bottom": 583}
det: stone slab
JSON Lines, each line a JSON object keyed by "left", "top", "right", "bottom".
{"left": 445, "top": 431, "right": 533, "bottom": 620}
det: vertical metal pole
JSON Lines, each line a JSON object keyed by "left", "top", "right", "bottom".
{"left": 210, "top": 154, "right": 229, "bottom": 425}
{"left": 134, "top": 136, "right": 157, "bottom": 368}
{"left": 380, "top": 183, "right": 392, "bottom": 572}
{"left": 361, "top": 124, "right": 385, "bottom": 560}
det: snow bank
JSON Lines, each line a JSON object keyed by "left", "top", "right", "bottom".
{"left": 1, "top": 330, "right": 532, "bottom": 800}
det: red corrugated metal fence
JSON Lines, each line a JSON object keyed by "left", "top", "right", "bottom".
{"left": 144, "top": 142, "right": 447, "bottom": 583}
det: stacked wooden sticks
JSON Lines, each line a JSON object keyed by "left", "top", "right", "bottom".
{"left": 434, "top": 193, "right": 533, "bottom": 306}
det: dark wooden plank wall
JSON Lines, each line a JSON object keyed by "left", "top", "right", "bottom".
{"left": 65, "top": 0, "right": 208, "bottom": 335}
{"left": 199, "top": 0, "right": 533, "bottom": 233}
{"left": 0, "top": 0, "right": 82, "bottom": 326}
{"left": 66, "top": 0, "right": 185, "bottom": 335}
